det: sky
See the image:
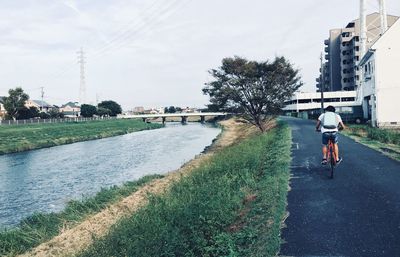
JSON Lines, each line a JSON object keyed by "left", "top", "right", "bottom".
{"left": 0, "top": 0, "right": 399, "bottom": 110}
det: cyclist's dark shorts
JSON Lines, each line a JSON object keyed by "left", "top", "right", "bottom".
{"left": 322, "top": 132, "right": 338, "bottom": 145}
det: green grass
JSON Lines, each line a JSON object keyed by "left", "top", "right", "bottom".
{"left": 0, "top": 174, "right": 164, "bottom": 257}
{"left": 343, "top": 125, "right": 400, "bottom": 161}
{"left": 346, "top": 125, "right": 400, "bottom": 145}
{"left": 79, "top": 122, "right": 291, "bottom": 257}
{"left": 0, "top": 119, "right": 162, "bottom": 154}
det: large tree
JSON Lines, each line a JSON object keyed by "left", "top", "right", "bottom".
{"left": 97, "top": 107, "right": 112, "bottom": 117}
{"left": 81, "top": 104, "right": 97, "bottom": 117}
{"left": 98, "top": 100, "right": 122, "bottom": 117}
{"left": 18, "top": 106, "right": 39, "bottom": 120}
{"left": 3, "top": 87, "right": 30, "bottom": 120}
{"left": 203, "top": 56, "right": 302, "bottom": 131}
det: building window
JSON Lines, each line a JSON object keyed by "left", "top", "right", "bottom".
{"left": 298, "top": 99, "right": 312, "bottom": 104}
{"left": 341, "top": 97, "right": 356, "bottom": 102}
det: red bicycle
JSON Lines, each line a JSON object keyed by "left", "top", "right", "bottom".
{"left": 326, "top": 138, "right": 336, "bottom": 179}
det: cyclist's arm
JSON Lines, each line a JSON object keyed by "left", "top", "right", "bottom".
{"left": 339, "top": 121, "right": 346, "bottom": 130}
{"left": 316, "top": 120, "right": 321, "bottom": 131}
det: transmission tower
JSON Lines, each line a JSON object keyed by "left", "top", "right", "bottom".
{"left": 77, "top": 48, "right": 86, "bottom": 104}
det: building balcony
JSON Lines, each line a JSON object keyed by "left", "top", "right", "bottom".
{"left": 324, "top": 39, "right": 329, "bottom": 45}
{"left": 325, "top": 54, "right": 329, "bottom": 60}
{"left": 324, "top": 46, "right": 329, "bottom": 53}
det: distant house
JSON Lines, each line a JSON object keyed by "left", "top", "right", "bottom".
{"left": 133, "top": 106, "right": 145, "bottom": 114}
{"left": 60, "top": 102, "right": 81, "bottom": 117}
{"left": 0, "top": 96, "right": 6, "bottom": 119}
{"left": 182, "top": 107, "right": 198, "bottom": 113}
{"left": 25, "top": 100, "right": 54, "bottom": 113}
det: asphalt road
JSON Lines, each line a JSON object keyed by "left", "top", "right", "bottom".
{"left": 280, "top": 117, "right": 400, "bottom": 257}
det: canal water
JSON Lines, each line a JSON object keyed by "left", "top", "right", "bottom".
{"left": 0, "top": 123, "right": 221, "bottom": 228}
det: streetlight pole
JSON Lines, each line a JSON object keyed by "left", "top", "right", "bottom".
{"left": 320, "top": 53, "right": 325, "bottom": 113}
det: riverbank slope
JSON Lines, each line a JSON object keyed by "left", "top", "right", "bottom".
{"left": 5, "top": 118, "right": 291, "bottom": 257}
{"left": 0, "top": 119, "right": 162, "bottom": 155}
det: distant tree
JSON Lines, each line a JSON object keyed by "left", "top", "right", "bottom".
{"left": 168, "top": 106, "right": 176, "bottom": 113}
{"left": 81, "top": 104, "right": 97, "bottom": 117}
{"left": 97, "top": 107, "right": 112, "bottom": 117}
{"left": 48, "top": 108, "right": 63, "bottom": 118}
{"left": 164, "top": 107, "right": 169, "bottom": 113}
{"left": 38, "top": 112, "right": 50, "bottom": 119}
{"left": 3, "top": 87, "right": 29, "bottom": 120}
{"left": 98, "top": 100, "right": 122, "bottom": 117}
{"left": 176, "top": 107, "right": 182, "bottom": 112}
{"left": 203, "top": 56, "right": 302, "bottom": 132}
{"left": 17, "top": 106, "right": 39, "bottom": 120}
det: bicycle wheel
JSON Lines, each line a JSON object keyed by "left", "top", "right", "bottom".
{"left": 329, "top": 145, "right": 334, "bottom": 179}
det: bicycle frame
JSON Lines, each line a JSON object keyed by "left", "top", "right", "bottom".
{"left": 326, "top": 138, "right": 336, "bottom": 179}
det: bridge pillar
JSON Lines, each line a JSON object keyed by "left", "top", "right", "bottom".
{"left": 181, "top": 116, "right": 188, "bottom": 124}
{"left": 142, "top": 118, "right": 146, "bottom": 123}
{"left": 200, "top": 115, "right": 205, "bottom": 123}
{"left": 162, "top": 117, "right": 166, "bottom": 125}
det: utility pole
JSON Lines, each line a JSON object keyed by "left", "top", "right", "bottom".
{"left": 77, "top": 48, "right": 86, "bottom": 105}
{"left": 40, "top": 86, "right": 44, "bottom": 112}
{"left": 379, "top": 0, "right": 388, "bottom": 34}
{"left": 320, "top": 52, "right": 325, "bottom": 113}
{"left": 359, "top": 0, "right": 370, "bottom": 123}
{"left": 360, "top": 0, "right": 367, "bottom": 58}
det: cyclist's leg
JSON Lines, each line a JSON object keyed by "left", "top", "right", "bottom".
{"left": 321, "top": 133, "right": 328, "bottom": 164}
{"left": 332, "top": 133, "right": 340, "bottom": 162}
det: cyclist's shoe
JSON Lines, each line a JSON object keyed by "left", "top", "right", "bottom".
{"left": 336, "top": 157, "right": 343, "bottom": 165}
{"left": 321, "top": 158, "right": 327, "bottom": 165}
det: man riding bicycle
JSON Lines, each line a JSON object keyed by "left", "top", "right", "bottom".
{"left": 315, "top": 105, "right": 346, "bottom": 165}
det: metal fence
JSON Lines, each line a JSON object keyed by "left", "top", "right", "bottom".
{"left": 0, "top": 116, "right": 117, "bottom": 126}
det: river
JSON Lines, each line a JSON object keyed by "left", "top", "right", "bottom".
{"left": 0, "top": 123, "right": 221, "bottom": 228}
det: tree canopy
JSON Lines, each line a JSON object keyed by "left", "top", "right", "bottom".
{"left": 3, "top": 87, "right": 30, "bottom": 120}
{"left": 97, "top": 107, "right": 112, "bottom": 117}
{"left": 98, "top": 100, "right": 122, "bottom": 117}
{"left": 203, "top": 56, "right": 302, "bottom": 131}
{"left": 18, "top": 106, "right": 39, "bottom": 120}
{"left": 81, "top": 104, "right": 97, "bottom": 117}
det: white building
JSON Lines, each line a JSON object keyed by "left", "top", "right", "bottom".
{"left": 25, "top": 100, "right": 54, "bottom": 113}
{"left": 60, "top": 102, "right": 81, "bottom": 117}
{"left": 359, "top": 18, "right": 400, "bottom": 127}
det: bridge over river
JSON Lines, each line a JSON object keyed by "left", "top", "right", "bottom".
{"left": 122, "top": 112, "right": 228, "bottom": 124}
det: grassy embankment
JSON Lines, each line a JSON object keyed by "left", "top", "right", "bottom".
{"left": 0, "top": 119, "right": 162, "bottom": 155}
{"left": 343, "top": 125, "right": 400, "bottom": 161}
{"left": 78, "top": 122, "right": 292, "bottom": 257}
{"left": 0, "top": 175, "right": 164, "bottom": 256}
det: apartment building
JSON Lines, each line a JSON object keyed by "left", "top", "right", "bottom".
{"left": 317, "top": 13, "right": 398, "bottom": 92}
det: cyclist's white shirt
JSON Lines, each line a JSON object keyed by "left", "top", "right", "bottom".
{"left": 318, "top": 113, "right": 342, "bottom": 133}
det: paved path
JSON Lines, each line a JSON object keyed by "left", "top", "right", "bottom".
{"left": 280, "top": 117, "right": 400, "bottom": 257}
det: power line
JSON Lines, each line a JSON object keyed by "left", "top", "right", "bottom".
{"left": 90, "top": 0, "right": 188, "bottom": 59}
{"left": 40, "top": 0, "right": 186, "bottom": 88}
